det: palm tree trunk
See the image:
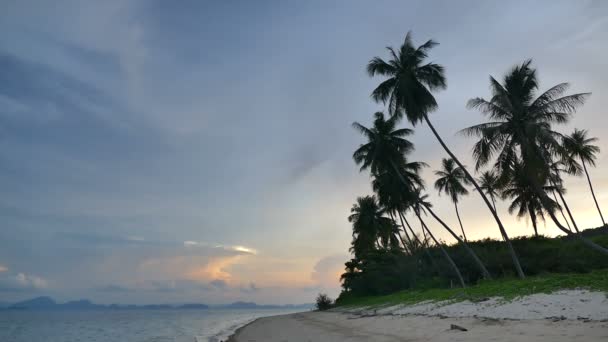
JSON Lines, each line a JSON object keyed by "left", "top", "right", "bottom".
{"left": 583, "top": 160, "right": 606, "bottom": 226}
{"left": 389, "top": 211, "right": 410, "bottom": 252}
{"left": 454, "top": 202, "right": 468, "bottom": 242}
{"left": 549, "top": 177, "right": 579, "bottom": 233}
{"left": 417, "top": 213, "right": 466, "bottom": 288}
{"left": 399, "top": 210, "right": 437, "bottom": 267}
{"left": 528, "top": 177, "right": 608, "bottom": 255}
{"left": 399, "top": 212, "right": 421, "bottom": 247}
{"left": 552, "top": 189, "right": 572, "bottom": 232}
{"left": 401, "top": 212, "right": 423, "bottom": 246}
{"left": 548, "top": 176, "right": 575, "bottom": 232}
{"left": 529, "top": 207, "right": 538, "bottom": 237}
{"left": 395, "top": 211, "right": 414, "bottom": 245}
{"left": 423, "top": 114, "right": 525, "bottom": 279}
{"left": 490, "top": 195, "right": 497, "bottom": 213}
{"left": 424, "top": 204, "right": 492, "bottom": 279}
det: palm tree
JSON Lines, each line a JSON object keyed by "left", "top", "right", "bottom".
{"left": 478, "top": 170, "right": 501, "bottom": 212}
{"left": 563, "top": 129, "right": 605, "bottom": 226}
{"left": 348, "top": 195, "right": 395, "bottom": 258}
{"left": 353, "top": 112, "right": 490, "bottom": 278}
{"left": 463, "top": 60, "right": 608, "bottom": 255}
{"left": 372, "top": 161, "right": 426, "bottom": 251}
{"left": 501, "top": 162, "right": 556, "bottom": 237}
{"left": 434, "top": 158, "right": 471, "bottom": 241}
{"left": 353, "top": 111, "right": 413, "bottom": 179}
{"left": 411, "top": 189, "right": 466, "bottom": 287}
{"left": 367, "top": 32, "right": 525, "bottom": 278}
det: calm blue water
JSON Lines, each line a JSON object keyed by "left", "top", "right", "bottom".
{"left": 0, "top": 308, "right": 303, "bottom": 342}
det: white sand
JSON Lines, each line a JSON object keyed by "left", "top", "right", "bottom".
{"left": 228, "top": 290, "right": 608, "bottom": 341}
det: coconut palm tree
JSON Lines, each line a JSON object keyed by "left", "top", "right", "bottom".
{"left": 434, "top": 158, "right": 471, "bottom": 241}
{"left": 352, "top": 111, "right": 413, "bottom": 179}
{"left": 501, "top": 162, "right": 557, "bottom": 237}
{"left": 563, "top": 129, "right": 605, "bottom": 226}
{"left": 411, "top": 189, "right": 466, "bottom": 287}
{"left": 354, "top": 112, "right": 490, "bottom": 278}
{"left": 478, "top": 170, "right": 501, "bottom": 212}
{"left": 372, "top": 161, "right": 426, "bottom": 250}
{"left": 367, "top": 31, "right": 525, "bottom": 278}
{"left": 348, "top": 196, "right": 395, "bottom": 259}
{"left": 463, "top": 60, "right": 608, "bottom": 255}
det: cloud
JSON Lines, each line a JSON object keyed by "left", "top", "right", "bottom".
{"left": 0, "top": 265, "right": 7, "bottom": 272}
{"left": 0, "top": 272, "right": 48, "bottom": 292}
{"left": 183, "top": 241, "right": 258, "bottom": 255}
{"left": 96, "top": 284, "right": 134, "bottom": 293}
{"left": 239, "top": 282, "right": 260, "bottom": 294}
{"left": 311, "top": 255, "right": 348, "bottom": 289}
{"left": 209, "top": 279, "right": 228, "bottom": 290}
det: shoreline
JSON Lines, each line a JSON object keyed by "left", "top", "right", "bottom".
{"left": 227, "top": 290, "right": 608, "bottom": 341}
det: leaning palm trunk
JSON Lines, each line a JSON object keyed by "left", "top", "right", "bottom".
{"left": 423, "top": 204, "right": 492, "bottom": 279}
{"left": 423, "top": 114, "right": 525, "bottom": 278}
{"left": 582, "top": 160, "right": 606, "bottom": 226}
{"left": 552, "top": 189, "right": 572, "bottom": 232}
{"left": 417, "top": 213, "right": 466, "bottom": 288}
{"left": 389, "top": 211, "right": 411, "bottom": 253}
{"left": 454, "top": 202, "right": 468, "bottom": 242}
{"left": 529, "top": 208, "right": 539, "bottom": 237}
{"left": 549, "top": 178, "right": 578, "bottom": 233}
{"left": 399, "top": 211, "right": 437, "bottom": 266}
{"left": 528, "top": 178, "right": 608, "bottom": 255}
{"left": 393, "top": 211, "right": 414, "bottom": 246}
{"left": 400, "top": 212, "right": 423, "bottom": 247}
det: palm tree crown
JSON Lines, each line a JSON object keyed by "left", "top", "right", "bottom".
{"left": 463, "top": 60, "right": 590, "bottom": 177}
{"left": 367, "top": 31, "right": 446, "bottom": 123}
{"left": 478, "top": 170, "right": 501, "bottom": 207}
{"left": 434, "top": 158, "right": 470, "bottom": 203}
{"left": 348, "top": 195, "right": 394, "bottom": 258}
{"left": 501, "top": 162, "right": 556, "bottom": 236}
{"left": 563, "top": 129, "right": 600, "bottom": 167}
{"left": 352, "top": 112, "right": 413, "bottom": 176}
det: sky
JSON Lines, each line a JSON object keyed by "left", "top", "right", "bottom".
{"left": 1, "top": 0, "right": 608, "bottom": 305}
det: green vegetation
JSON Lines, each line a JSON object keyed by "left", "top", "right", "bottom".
{"left": 338, "top": 30, "right": 608, "bottom": 303}
{"left": 315, "top": 293, "right": 334, "bottom": 311}
{"left": 337, "top": 269, "right": 608, "bottom": 308}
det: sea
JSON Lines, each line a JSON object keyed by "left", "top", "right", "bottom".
{"left": 0, "top": 308, "right": 305, "bottom": 342}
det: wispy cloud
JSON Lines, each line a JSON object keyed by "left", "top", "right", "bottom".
{"left": 0, "top": 272, "right": 48, "bottom": 292}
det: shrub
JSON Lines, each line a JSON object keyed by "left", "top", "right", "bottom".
{"left": 315, "top": 293, "right": 333, "bottom": 311}
{"left": 338, "top": 227, "right": 608, "bottom": 300}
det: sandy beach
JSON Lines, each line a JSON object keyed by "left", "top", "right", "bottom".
{"left": 228, "top": 311, "right": 608, "bottom": 341}
{"left": 228, "top": 290, "right": 608, "bottom": 341}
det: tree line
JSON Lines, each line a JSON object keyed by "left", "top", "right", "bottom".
{"left": 343, "top": 32, "right": 607, "bottom": 290}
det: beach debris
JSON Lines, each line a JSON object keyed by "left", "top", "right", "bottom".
{"left": 450, "top": 324, "right": 468, "bottom": 331}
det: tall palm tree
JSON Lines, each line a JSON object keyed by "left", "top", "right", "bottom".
{"left": 563, "top": 129, "right": 605, "bottom": 226}
{"left": 434, "top": 158, "right": 471, "bottom": 241}
{"left": 367, "top": 31, "right": 525, "bottom": 278}
{"left": 411, "top": 190, "right": 466, "bottom": 287}
{"left": 501, "top": 162, "right": 556, "bottom": 237}
{"left": 478, "top": 170, "right": 501, "bottom": 212}
{"left": 348, "top": 195, "right": 394, "bottom": 259}
{"left": 463, "top": 60, "right": 608, "bottom": 255}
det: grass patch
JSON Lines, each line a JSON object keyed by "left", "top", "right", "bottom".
{"left": 336, "top": 269, "right": 608, "bottom": 308}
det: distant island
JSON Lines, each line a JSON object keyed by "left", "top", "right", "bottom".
{"left": 0, "top": 296, "right": 312, "bottom": 311}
